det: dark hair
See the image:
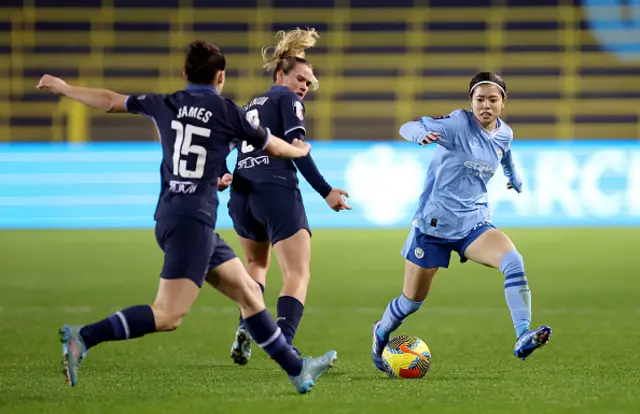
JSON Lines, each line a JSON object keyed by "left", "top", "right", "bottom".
{"left": 469, "top": 72, "right": 507, "bottom": 98}
{"left": 184, "top": 40, "right": 225, "bottom": 85}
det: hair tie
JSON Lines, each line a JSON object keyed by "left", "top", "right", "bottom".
{"left": 470, "top": 81, "right": 506, "bottom": 96}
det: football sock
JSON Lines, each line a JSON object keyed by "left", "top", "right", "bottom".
{"left": 377, "top": 294, "right": 423, "bottom": 340}
{"left": 79, "top": 305, "right": 155, "bottom": 349}
{"left": 238, "top": 282, "right": 265, "bottom": 328}
{"left": 500, "top": 250, "right": 531, "bottom": 338}
{"left": 243, "top": 309, "right": 303, "bottom": 377}
{"left": 276, "top": 296, "right": 304, "bottom": 345}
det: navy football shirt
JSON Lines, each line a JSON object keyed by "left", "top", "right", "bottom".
{"left": 125, "top": 84, "right": 268, "bottom": 227}
{"left": 234, "top": 85, "right": 305, "bottom": 189}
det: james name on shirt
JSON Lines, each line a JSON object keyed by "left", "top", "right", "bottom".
{"left": 177, "top": 105, "right": 213, "bottom": 123}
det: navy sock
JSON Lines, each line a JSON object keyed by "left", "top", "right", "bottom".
{"left": 243, "top": 309, "right": 302, "bottom": 377}
{"left": 79, "top": 305, "right": 155, "bottom": 349}
{"left": 78, "top": 317, "right": 114, "bottom": 349}
{"left": 276, "top": 296, "right": 304, "bottom": 345}
{"left": 239, "top": 282, "right": 264, "bottom": 328}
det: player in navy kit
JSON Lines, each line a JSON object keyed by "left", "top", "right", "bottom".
{"left": 227, "top": 28, "right": 351, "bottom": 365}
{"left": 37, "top": 40, "right": 336, "bottom": 394}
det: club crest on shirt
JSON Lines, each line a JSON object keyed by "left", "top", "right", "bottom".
{"left": 496, "top": 147, "right": 503, "bottom": 160}
{"left": 293, "top": 101, "right": 305, "bottom": 121}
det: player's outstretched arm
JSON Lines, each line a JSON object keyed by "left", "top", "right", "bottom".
{"left": 263, "top": 135, "right": 311, "bottom": 159}
{"left": 399, "top": 120, "right": 444, "bottom": 146}
{"left": 400, "top": 120, "right": 434, "bottom": 144}
{"left": 399, "top": 112, "right": 460, "bottom": 149}
{"left": 37, "top": 74, "right": 128, "bottom": 113}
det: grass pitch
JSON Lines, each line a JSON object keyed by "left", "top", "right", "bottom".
{"left": 0, "top": 228, "right": 638, "bottom": 413}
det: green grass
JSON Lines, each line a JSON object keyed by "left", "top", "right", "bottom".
{"left": 0, "top": 228, "right": 638, "bottom": 413}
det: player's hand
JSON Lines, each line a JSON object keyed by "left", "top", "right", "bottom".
{"left": 217, "top": 173, "right": 233, "bottom": 192}
{"left": 420, "top": 132, "right": 440, "bottom": 145}
{"left": 506, "top": 175, "right": 523, "bottom": 193}
{"left": 325, "top": 188, "right": 352, "bottom": 212}
{"left": 292, "top": 138, "right": 311, "bottom": 157}
{"left": 36, "top": 74, "right": 69, "bottom": 96}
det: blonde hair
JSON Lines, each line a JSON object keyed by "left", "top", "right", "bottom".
{"left": 261, "top": 28, "right": 319, "bottom": 90}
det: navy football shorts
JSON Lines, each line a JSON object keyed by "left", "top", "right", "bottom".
{"left": 155, "top": 216, "right": 236, "bottom": 287}
{"left": 401, "top": 222, "right": 496, "bottom": 269}
{"left": 228, "top": 184, "right": 311, "bottom": 245}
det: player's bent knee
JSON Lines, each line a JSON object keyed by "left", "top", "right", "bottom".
{"left": 281, "top": 267, "right": 311, "bottom": 285}
{"left": 151, "top": 305, "right": 189, "bottom": 332}
{"left": 158, "top": 313, "right": 187, "bottom": 331}
{"left": 161, "top": 316, "right": 185, "bottom": 331}
{"left": 500, "top": 249, "right": 525, "bottom": 275}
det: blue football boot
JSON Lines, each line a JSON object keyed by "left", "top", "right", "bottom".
{"left": 59, "top": 324, "right": 87, "bottom": 386}
{"left": 371, "top": 320, "right": 388, "bottom": 372}
{"left": 230, "top": 326, "right": 252, "bottom": 366}
{"left": 289, "top": 350, "right": 337, "bottom": 394}
{"left": 514, "top": 325, "right": 552, "bottom": 360}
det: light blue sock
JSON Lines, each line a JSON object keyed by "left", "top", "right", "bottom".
{"left": 377, "top": 294, "right": 423, "bottom": 340}
{"left": 500, "top": 250, "right": 531, "bottom": 338}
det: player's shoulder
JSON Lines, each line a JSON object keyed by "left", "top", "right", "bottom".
{"left": 244, "top": 91, "right": 271, "bottom": 109}
{"left": 282, "top": 89, "right": 302, "bottom": 101}
{"left": 422, "top": 108, "right": 468, "bottom": 122}
{"left": 129, "top": 92, "right": 168, "bottom": 103}
{"left": 450, "top": 108, "right": 471, "bottom": 120}
{"left": 178, "top": 92, "right": 239, "bottom": 123}
{"left": 274, "top": 89, "right": 303, "bottom": 106}
{"left": 271, "top": 89, "right": 305, "bottom": 121}
{"left": 170, "top": 89, "right": 226, "bottom": 104}
{"left": 192, "top": 94, "right": 237, "bottom": 114}
{"left": 222, "top": 95, "right": 239, "bottom": 108}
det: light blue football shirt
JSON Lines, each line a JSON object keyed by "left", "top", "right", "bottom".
{"left": 399, "top": 109, "right": 513, "bottom": 240}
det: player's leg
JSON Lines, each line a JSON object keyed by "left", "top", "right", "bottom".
{"left": 258, "top": 186, "right": 312, "bottom": 350}
{"left": 462, "top": 226, "right": 551, "bottom": 359}
{"left": 238, "top": 236, "right": 271, "bottom": 289}
{"left": 372, "top": 227, "right": 450, "bottom": 371}
{"left": 229, "top": 237, "right": 270, "bottom": 365}
{"left": 236, "top": 236, "right": 270, "bottom": 325}
{"left": 228, "top": 187, "right": 270, "bottom": 286}
{"left": 150, "top": 278, "right": 201, "bottom": 331}
{"left": 372, "top": 261, "right": 438, "bottom": 371}
{"left": 463, "top": 227, "right": 528, "bottom": 335}
{"left": 59, "top": 217, "right": 210, "bottom": 386}
{"left": 228, "top": 189, "right": 269, "bottom": 307}
{"left": 227, "top": 189, "right": 270, "bottom": 364}
{"left": 272, "top": 229, "right": 310, "bottom": 348}
{"left": 206, "top": 240, "right": 336, "bottom": 394}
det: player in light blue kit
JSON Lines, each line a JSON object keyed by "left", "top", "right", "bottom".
{"left": 371, "top": 72, "right": 551, "bottom": 371}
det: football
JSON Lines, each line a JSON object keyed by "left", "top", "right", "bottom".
{"left": 381, "top": 335, "right": 432, "bottom": 379}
